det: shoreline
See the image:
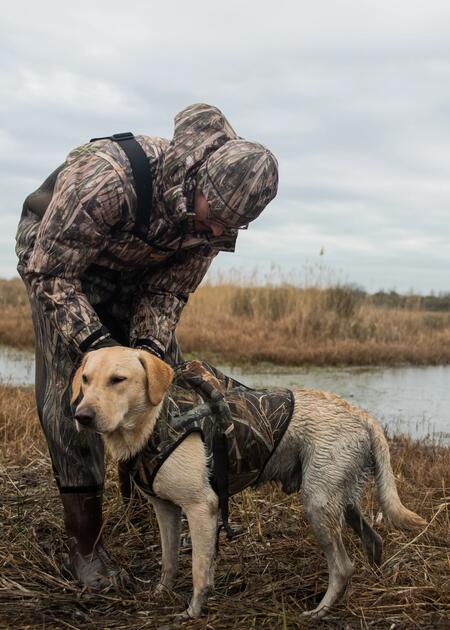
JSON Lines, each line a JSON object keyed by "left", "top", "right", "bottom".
{"left": 4, "top": 341, "right": 450, "bottom": 373}
{"left": 2, "top": 343, "right": 450, "bottom": 370}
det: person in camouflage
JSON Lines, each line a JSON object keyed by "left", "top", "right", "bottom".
{"left": 15, "top": 103, "right": 278, "bottom": 589}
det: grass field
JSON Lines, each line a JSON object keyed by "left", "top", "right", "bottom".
{"left": 1, "top": 384, "right": 449, "bottom": 629}
{"left": 2, "top": 277, "right": 450, "bottom": 366}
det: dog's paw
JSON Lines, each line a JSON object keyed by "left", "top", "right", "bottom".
{"left": 301, "top": 606, "right": 329, "bottom": 620}
{"left": 153, "top": 582, "right": 174, "bottom": 600}
{"left": 174, "top": 609, "right": 196, "bottom": 622}
{"left": 157, "top": 610, "right": 195, "bottom": 630}
{"left": 175, "top": 599, "right": 208, "bottom": 621}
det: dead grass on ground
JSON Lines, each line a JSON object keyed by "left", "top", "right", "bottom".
{"left": 1, "top": 385, "right": 449, "bottom": 629}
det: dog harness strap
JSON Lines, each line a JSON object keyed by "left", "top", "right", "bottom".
{"left": 212, "top": 431, "right": 236, "bottom": 539}
{"left": 90, "top": 132, "right": 153, "bottom": 240}
{"left": 210, "top": 398, "right": 236, "bottom": 538}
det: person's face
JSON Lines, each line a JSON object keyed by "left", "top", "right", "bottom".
{"left": 193, "top": 189, "right": 226, "bottom": 237}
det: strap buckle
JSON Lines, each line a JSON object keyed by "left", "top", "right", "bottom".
{"left": 90, "top": 132, "right": 134, "bottom": 142}
{"left": 111, "top": 132, "right": 135, "bottom": 141}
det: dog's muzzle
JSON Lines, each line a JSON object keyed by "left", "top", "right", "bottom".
{"left": 74, "top": 407, "right": 96, "bottom": 428}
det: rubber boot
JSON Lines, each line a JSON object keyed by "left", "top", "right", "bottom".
{"left": 60, "top": 489, "right": 129, "bottom": 590}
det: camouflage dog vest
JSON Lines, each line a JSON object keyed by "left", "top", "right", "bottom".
{"left": 129, "top": 361, "right": 294, "bottom": 534}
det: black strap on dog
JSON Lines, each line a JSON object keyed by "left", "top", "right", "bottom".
{"left": 210, "top": 399, "right": 236, "bottom": 540}
{"left": 173, "top": 365, "right": 237, "bottom": 540}
{"left": 90, "top": 132, "right": 153, "bottom": 240}
{"left": 212, "top": 432, "right": 235, "bottom": 541}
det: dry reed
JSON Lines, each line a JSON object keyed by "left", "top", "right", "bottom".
{"left": 1, "top": 384, "right": 449, "bottom": 629}
{"left": 0, "top": 279, "right": 34, "bottom": 349}
{"left": 2, "top": 277, "right": 450, "bottom": 366}
{"left": 178, "top": 282, "right": 450, "bottom": 366}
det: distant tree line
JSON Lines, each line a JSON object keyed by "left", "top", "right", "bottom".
{"left": 369, "top": 290, "right": 450, "bottom": 312}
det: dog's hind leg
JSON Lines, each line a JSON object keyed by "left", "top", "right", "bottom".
{"left": 302, "top": 485, "right": 354, "bottom": 619}
{"left": 151, "top": 497, "right": 182, "bottom": 595}
{"left": 181, "top": 490, "right": 219, "bottom": 619}
{"left": 345, "top": 504, "right": 382, "bottom": 566}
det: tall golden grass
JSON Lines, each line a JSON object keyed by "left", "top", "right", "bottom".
{"left": 0, "top": 278, "right": 34, "bottom": 348}
{"left": 2, "top": 276, "right": 450, "bottom": 365}
{"left": 1, "top": 383, "right": 449, "bottom": 628}
{"left": 177, "top": 279, "right": 450, "bottom": 365}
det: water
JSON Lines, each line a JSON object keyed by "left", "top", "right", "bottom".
{"left": 1, "top": 346, "right": 448, "bottom": 441}
{"left": 224, "top": 364, "right": 450, "bottom": 441}
{"left": 0, "top": 346, "right": 35, "bottom": 386}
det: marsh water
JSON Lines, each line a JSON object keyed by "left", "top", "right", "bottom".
{"left": 1, "top": 346, "right": 448, "bottom": 441}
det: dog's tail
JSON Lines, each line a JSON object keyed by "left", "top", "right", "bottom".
{"left": 367, "top": 418, "right": 427, "bottom": 530}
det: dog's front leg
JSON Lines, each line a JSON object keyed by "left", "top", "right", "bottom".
{"left": 181, "top": 491, "right": 218, "bottom": 619}
{"left": 150, "top": 497, "right": 182, "bottom": 595}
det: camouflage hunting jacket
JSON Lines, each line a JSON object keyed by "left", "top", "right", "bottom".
{"left": 130, "top": 361, "right": 294, "bottom": 497}
{"left": 16, "top": 105, "right": 241, "bottom": 358}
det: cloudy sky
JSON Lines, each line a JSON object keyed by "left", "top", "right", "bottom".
{"left": 2, "top": 1, "right": 450, "bottom": 293}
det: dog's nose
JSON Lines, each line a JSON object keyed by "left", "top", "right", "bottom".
{"left": 74, "top": 408, "right": 96, "bottom": 427}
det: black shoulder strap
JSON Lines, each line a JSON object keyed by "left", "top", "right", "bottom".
{"left": 90, "top": 132, "right": 153, "bottom": 240}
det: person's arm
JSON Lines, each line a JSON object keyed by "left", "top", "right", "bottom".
{"left": 24, "top": 154, "right": 125, "bottom": 356}
{"left": 130, "top": 246, "right": 217, "bottom": 358}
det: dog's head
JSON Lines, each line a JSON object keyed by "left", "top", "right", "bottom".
{"left": 71, "top": 347, "right": 173, "bottom": 439}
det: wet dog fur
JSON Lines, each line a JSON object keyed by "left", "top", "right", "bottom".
{"left": 71, "top": 347, "right": 427, "bottom": 620}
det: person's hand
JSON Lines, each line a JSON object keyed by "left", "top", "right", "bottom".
{"left": 86, "top": 336, "right": 121, "bottom": 351}
{"left": 134, "top": 342, "right": 165, "bottom": 360}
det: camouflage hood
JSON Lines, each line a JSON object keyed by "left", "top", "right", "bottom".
{"left": 158, "top": 103, "right": 239, "bottom": 225}
{"left": 197, "top": 140, "right": 279, "bottom": 228}
{"left": 158, "top": 103, "right": 278, "bottom": 231}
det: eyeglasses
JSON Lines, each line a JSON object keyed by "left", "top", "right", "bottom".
{"left": 207, "top": 212, "right": 249, "bottom": 231}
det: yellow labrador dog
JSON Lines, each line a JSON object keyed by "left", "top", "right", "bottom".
{"left": 71, "top": 347, "right": 426, "bottom": 620}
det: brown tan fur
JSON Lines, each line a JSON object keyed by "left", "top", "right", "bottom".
{"left": 71, "top": 347, "right": 426, "bottom": 620}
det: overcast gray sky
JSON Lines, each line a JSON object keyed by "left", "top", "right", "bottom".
{"left": 2, "top": 0, "right": 450, "bottom": 293}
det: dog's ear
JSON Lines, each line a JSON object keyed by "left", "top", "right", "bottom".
{"left": 71, "top": 355, "right": 88, "bottom": 404}
{"left": 138, "top": 351, "right": 174, "bottom": 406}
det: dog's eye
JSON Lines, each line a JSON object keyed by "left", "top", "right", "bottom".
{"left": 82, "top": 374, "right": 88, "bottom": 384}
{"left": 109, "top": 375, "right": 127, "bottom": 385}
